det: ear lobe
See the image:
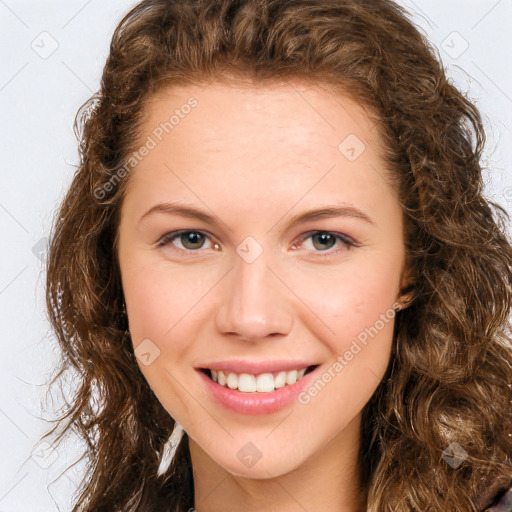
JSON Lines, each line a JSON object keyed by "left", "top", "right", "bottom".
{"left": 397, "top": 263, "right": 417, "bottom": 310}
{"left": 396, "top": 291, "right": 416, "bottom": 310}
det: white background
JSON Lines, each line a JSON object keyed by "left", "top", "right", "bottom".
{"left": 1, "top": 1, "right": 511, "bottom": 510}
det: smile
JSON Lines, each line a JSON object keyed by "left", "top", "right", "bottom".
{"left": 202, "top": 366, "right": 317, "bottom": 393}
{"left": 196, "top": 363, "right": 321, "bottom": 415}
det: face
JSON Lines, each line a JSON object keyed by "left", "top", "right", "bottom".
{"left": 117, "top": 79, "right": 410, "bottom": 480}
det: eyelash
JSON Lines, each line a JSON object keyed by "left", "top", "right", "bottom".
{"left": 156, "top": 229, "right": 358, "bottom": 259}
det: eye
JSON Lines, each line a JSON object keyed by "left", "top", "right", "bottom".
{"left": 156, "top": 230, "right": 220, "bottom": 254}
{"left": 291, "top": 231, "right": 357, "bottom": 258}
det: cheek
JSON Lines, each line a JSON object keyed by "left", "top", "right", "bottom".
{"left": 122, "top": 263, "right": 203, "bottom": 413}
{"left": 123, "top": 271, "right": 169, "bottom": 340}
{"left": 123, "top": 260, "right": 212, "bottom": 349}
{"left": 298, "top": 265, "right": 398, "bottom": 413}
{"left": 289, "top": 257, "right": 400, "bottom": 347}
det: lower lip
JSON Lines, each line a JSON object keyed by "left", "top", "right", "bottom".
{"left": 197, "top": 367, "right": 319, "bottom": 415}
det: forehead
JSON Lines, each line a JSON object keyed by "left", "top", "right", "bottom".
{"left": 135, "top": 79, "right": 387, "bottom": 173}
{"left": 143, "top": 78, "right": 377, "bottom": 140}
{"left": 120, "top": 79, "right": 397, "bottom": 226}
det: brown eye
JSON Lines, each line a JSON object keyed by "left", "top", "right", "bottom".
{"left": 291, "top": 231, "right": 357, "bottom": 259}
{"left": 311, "top": 232, "right": 337, "bottom": 251}
{"left": 157, "top": 230, "right": 217, "bottom": 253}
{"left": 179, "top": 231, "right": 206, "bottom": 250}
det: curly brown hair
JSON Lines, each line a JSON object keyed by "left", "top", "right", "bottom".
{"left": 43, "top": 0, "right": 512, "bottom": 510}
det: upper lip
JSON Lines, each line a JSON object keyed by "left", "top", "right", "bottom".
{"left": 197, "top": 359, "right": 319, "bottom": 374}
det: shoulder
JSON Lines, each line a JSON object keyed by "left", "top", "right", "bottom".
{"left": 484, "top": 486, "right": 512, "bottom": 511}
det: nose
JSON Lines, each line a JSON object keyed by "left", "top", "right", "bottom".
{"left": 214, "top": 248, "right": 294, "bottom": 342}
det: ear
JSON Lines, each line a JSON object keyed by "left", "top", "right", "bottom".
{"left": 396, "top": 259, "right": 417, "bottom": 310}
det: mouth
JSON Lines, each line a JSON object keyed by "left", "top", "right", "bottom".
{"left": 198, "top": 364, "right": 319, "bottom": 393}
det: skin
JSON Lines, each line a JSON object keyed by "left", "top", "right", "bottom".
{"left": 117, "top": 79, "right": 413, "bottom": 512}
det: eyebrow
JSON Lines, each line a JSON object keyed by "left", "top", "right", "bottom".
{"left": 138, "top": 202, "right": 377, "bottom": 228}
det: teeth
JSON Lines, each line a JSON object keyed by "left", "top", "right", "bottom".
{"left": 286, "top": 369, "right": 298, "bottom": 385}
{"left": 274, "top": 371, "right": 287, "bottom": 389}
{"left": 226, "top": 373, "right": 238, "bottom": 390}
{"left": 209, "top": 366, "right": 310, "bottom": 392}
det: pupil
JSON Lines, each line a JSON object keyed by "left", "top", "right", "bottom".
{"left": 313, "top": 232, "right": 335, "bottom": 250}
{"left": 182, "top": 232, "right": 204, "bottom": 249}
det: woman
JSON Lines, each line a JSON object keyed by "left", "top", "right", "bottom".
{"left": 43, "top": 0, "right": 512, "bottom": 510}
